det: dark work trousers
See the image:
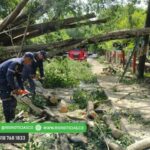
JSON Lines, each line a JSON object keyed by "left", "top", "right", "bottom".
{"left": 0, "top": 80, "right": 17, "bottom": 122}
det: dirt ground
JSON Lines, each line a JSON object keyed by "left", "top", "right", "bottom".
{"left": 88, "top": 58, "right": 150, "bottom": 142}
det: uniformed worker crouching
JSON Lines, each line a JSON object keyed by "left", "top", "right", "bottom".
{"left": 0, "top": 53, "right": 34, "bottom": 122}
{"left": 22, "top": 50, "right": 47, "bottom": 94}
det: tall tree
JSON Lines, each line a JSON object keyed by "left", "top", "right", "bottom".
{"left": 137, "top": 0, "right": 150, "bottom": 79}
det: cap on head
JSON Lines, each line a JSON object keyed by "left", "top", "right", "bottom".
{"left": 24, "top": 52, "right": 34, "bottom": 60}
{"left": 39, "top": 50, "right": 47, "bottom": 59}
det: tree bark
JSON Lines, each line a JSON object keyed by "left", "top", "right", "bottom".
{"left": 0, "top": 13, "right": 101, "bottom": 45}
{"left": 12, "top": 18, "right": 108, "bottom": 44}
{"left": 2, "top": 27, "right": 150, "bottom": 61}
{"left": 127, "top": 137, "right": 150, "bottom": 150}
{"left": 0, "top": 0, "right": 29, "bottom": 32}
{"left": 137, "top": 0, "right": 150, "bottom": 79}
{"left": 105, "top": 138, "right": 124, "bottom": 150}
{"left": 102, "top": 115, "right": 124, "bottom": 139}
{"left": 0, "top": 38, "right": 83, "bottom": 61}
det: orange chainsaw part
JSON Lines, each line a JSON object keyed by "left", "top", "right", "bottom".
{"left": 16, "top": 89, "right": 30, "bottom": 95}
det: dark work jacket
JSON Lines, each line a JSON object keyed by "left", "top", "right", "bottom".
{"left": 22, "top": 55, "right": 44, "bottom": 92}
{"left": 0, "top": 58, "right": 24, "bottom": 90}
{"left": 32, "top": 58, "right": 44, "bottom": 78}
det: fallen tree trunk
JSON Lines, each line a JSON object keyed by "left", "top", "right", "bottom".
{"left": 12, "top": 18, "right": 108, "bottom": 44}
{"left": 127, "top": 138, "right": 150, "bottom": 150}
{"left": 102, "top": 115, "right": 124, "bottom": 139}
{"left": 87, "top": 27, "right": 150, "bottom": 43}
{"left": 87, "top": 101, "right": 97, "bottom": 119}
{"left": 0, "top": 14, "right": 107, "bottom": 45}
{"left": 0, "top": 0, "right": 29, "bottom": 32}
{"left": 105, "top": 138, "right": 124, "bottom": 150}
{"left": 0, "top": 38, "right": 83, "bottom": 61}
{"left": 1, "top": 27, "right": 150, "bottom": 61}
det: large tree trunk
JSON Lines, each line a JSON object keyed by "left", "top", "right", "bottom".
{"left": 127, "top": 137, "right": 150, "bottom": 150}
{"left": 0, "top": 39, "right": 83, "bottom": 61}
{"left": 0, "top": 13, "right": 97, "bottom": 45}
{"left": 137, "top": 0, "right": 150, "bottom": 79}
{"left": 12, "top": 18, "right": 108, "bottom": 44}
{"left": 1, "top": 22, "right": 150, "bottom": 47}
{"left": 1, "top": 27, "right": 150, "bottom": 60}
{"left": 0, "top": 0, "right": 29, "bottom": 32}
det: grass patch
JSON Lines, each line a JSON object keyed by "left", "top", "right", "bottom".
{"left": 120, "top": 78, "right": 137, "bottom": 85}
{"left": 144, "top": 73, "right": 150, "bottom": 78}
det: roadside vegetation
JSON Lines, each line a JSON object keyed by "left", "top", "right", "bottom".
{"left": 43, "top": 58, "right": 98, "bottom": 88}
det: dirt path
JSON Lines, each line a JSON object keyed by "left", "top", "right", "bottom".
{"left": 88, "top": 58, "right": 150, "bottom": 141}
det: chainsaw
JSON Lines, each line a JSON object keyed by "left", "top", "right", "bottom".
{"left": 12, "top": 89, "right": 43, "bottom": 115}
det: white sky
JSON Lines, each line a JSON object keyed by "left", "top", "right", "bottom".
{"left": 81, "top": 0, "right": 147, "bottom": 9}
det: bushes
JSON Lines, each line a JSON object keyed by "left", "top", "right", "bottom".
{"left": 72, "top": 88, "right": 108, "bottom": 109}
{"left": 43, "top": 58, "right": 97, "bottom": 88}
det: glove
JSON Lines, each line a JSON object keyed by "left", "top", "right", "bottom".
{"left": 12, "top": 89, "right": 20, "bottom": 95}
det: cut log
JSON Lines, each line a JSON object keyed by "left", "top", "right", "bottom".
{"left": 102, "top": 115, "right": 124, "bottom": 139}
{"left": 58, "top": 100, "right": 68, "bottom": 113}
{"left": 105, "top": 138, "right": 124, "bottom": 150}
{"left": 68, "top": 135, "right": 88, "bottom": 144}
{"left": 14, "top": 95, "right": 43, "bottom": 115}
{"left": 32, "top": 116, "right": 46, "bottom": 123}
{"left": 66, "top": 110, "right": 86, "bottom": 120}
{"left": 0, "top": 0, "right": 29, "bottom": 31}
{"left": 43, "top": 106, "right": 55, "bottom": 117}
{"left": 127, "top": 138, "right": 150, "bottom": 150}
{"left": 87, "top": 101, "right": 94, "bottom": 112}
{"left": 12, "top": 111, "right": 24, "bottom": 122}
{"left": 87, "top": 101, "right": 97, "bottom": 119}
{"left": 59, "top": 135, "right": 71, "bottom": 150}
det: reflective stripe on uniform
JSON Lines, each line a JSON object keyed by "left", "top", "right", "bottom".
{"left": 1, "top": 97, "right": 12, "bottom": 101}
{"left": 8, "top": 68, "right": 15, "bottom": 73}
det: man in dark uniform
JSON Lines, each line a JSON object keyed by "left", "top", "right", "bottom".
{"left": 22, "top": 50, "right": 47, "bottom": 93}
{"left": 0, "top": 52, "right": 34, "bottom": 122}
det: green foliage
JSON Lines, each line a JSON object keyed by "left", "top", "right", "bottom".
{"left": 111, "top": 113, "right": 121, "bottom": 129}
{"left": 121, "top": 78, "right": 137, "bottom": 85}
{"left": 117, "top": 134, "right": 134, "bottom": 148}
{"left": 90, "top": 89, "right": 108, "bottom": 101}
{"left": 84, "top": 118, "right": 111, "bottom": 150}
{"left": 73, "top": 89, "right": 89, "bottom": 109}
{"left": 31, "top": 95, "right": 47, "bottom": 108}
{"left": 43, "top": 58, "right": 97, "bottom": 88}
{"left": 0, "top": 0, "right": 19, "bottom": 18}
{"left": 0, "top": 103, "right": 4, "bottom": 122}
{"left": 73, "top": 88, "right": 108, "bottom": 109}
{"left": 68, "top": 103, "right": 79, "bottom": 111}
{"left": 16, "top": 102, "right": 30, "bottom": 114}
{"left": 25, "top": 134, "right": 56, "bottom": 150}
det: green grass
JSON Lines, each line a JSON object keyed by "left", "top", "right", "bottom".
{"left": 120, "top": 78, "right": 137, "bottom": 85}
{"left": 144, "top": 73, "right": 150, "bottom": 78}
